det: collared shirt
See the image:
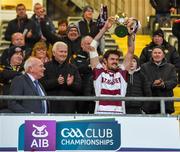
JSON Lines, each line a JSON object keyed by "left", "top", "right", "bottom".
{"left": 27, "top": 73, "right": 47, "bottom": 113}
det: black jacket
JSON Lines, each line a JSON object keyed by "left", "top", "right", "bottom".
{"left": 78, "top": 18, "right": 99, "bottom": 38}
{"left": 40, "top": 20, "right": 81, "bottom": 60}
{"left": 31, "top": 14, "right": 56, "bottom": 38}
{"left": 140, "top": 40, "right": 180, "bottom": 69}
{"left": 5, "top": 16, "right": 40, "bottom": 47}
{"left": 141, "top": 59, "right": 177, "bottom": 114}
{"left": 41, "top": 58, "right": 81, "bottom": 95}
{"left": 71, "top": 50, "right": 94, "bottom": 96}
{"left": 40, "top": 58, "right": 81, "bottom": 113}
{"left": 126, "top": 68, "right": 151, "bottom": 108}
{"left": 0, "top": 65, "right": 23, "bottom": 95}
{"left": 150, "top": 0, "right": 176, "bottom": 13}
{"left": 0, "top": 65, "right": 23, "bottom": 110}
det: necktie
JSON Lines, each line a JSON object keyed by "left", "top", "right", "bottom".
{"left": 34, "top": 80, "right": 47, "bottom": 113}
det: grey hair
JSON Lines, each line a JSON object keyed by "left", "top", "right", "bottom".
{"left": 24, "top": 57, "right": 40, "bottom": 72}
{"left": 52, "top": 41, "right": 68, "bottom": 53}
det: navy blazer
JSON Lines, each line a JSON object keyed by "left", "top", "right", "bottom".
{"left": 8, "top": 74, "right": 48, "bottom": 113}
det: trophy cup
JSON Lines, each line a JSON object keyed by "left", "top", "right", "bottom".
{"left": 113, "top": 13, "right": 141, "bottom": 37}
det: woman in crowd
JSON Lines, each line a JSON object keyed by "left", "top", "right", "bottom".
{"left": 31, "top": 41, "right": 52, "bottom": 63}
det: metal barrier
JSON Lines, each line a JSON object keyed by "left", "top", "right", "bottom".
{"left": 1, "top": 95, "right": 180, "bottom": 114}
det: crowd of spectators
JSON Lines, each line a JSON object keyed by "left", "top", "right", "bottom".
{"left": 0, "top": 2, "right": 179, "bottom": 114}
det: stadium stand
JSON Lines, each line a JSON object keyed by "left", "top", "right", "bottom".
{"left": 0, "top": 20, "right": 10, "bottom": 54}
{"left": 0, "top": 2, "right": 179, "bottom": 114}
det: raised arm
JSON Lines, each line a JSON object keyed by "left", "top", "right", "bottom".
{"left": 122, "top": 34, "right": 135, "bottom": 70}
{"left": 122, "top": 17, "right": 140, "bottom": 70}
{"left": 89, "top": 17, "right": 115, "bottom": 69}
{"left": 94, "top": 17, "right": 115, "bottom": 41}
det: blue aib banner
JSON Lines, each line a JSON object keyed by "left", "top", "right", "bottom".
{"left": 19, "top": 119, "right": 121, "bottom": 151}
{"left": 56, "top": 120, "right": 121, "bottom": 150}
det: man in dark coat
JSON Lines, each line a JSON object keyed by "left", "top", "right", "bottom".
{"left": 141, "top": 46, "right": 177, "bottom": 114}
{"left": 71, "top": 36, "right": 95, "bottom": 113}
{"left": 8, "top": 57, "right": 48, "bottom": 113}
{"left": 150, "top": 0, "right": 176, "bottom": 26}
{"left": 5, "top": 3, "right": 40, "bottom": 48}
{"left": 40, "top": 21, "right": 81, "bottom": 61}
{"left": 0, "top": 46, "right": 24, "bottom": 112}
{"left": 140, "top": 29, "right": 180, "bottom": 69}
{"left": 31, "top": 3, "right": 56, "bottom": 41}
{"left": 40, "top": 41, "right": 81, "bottom": 113}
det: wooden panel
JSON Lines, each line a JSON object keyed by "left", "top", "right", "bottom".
{"left": 1, "top": 0, "right": 33, "bottom": 10}
{"left": 110, "top": 0, "right": 115, "bottom": 16}
{"left": 130, "top": 0, "right": 137, "bottom": 17}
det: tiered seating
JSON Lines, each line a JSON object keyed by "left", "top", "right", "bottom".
{"left": 0, "top": 20, "right": 10, "bottom": 54}
{"left": 148, "top": 15, "right": 180, "bottom": 33}
{"left": 161, "top": 27, "right": 178, "bottom": 51}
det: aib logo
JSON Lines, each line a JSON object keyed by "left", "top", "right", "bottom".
{"left": 24, "top": 120, "right": 56, "bottom": 151}
{"left": 32, "top": 124, "right": 48, "bottom": 138}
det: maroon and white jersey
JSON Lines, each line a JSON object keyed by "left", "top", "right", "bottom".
{"left": 93, "top": 63, "right": 127, "bottom": 114}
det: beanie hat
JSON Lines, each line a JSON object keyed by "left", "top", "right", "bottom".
{"left": 66, "top": 23, "right": 80, "bottom": 34}
{"left": 153, "top": 29, "right": 164, "bottom": 38}
{"left": 8, "top": 46, "right": 24, "bottom": 60}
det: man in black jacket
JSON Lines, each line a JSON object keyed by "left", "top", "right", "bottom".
{"left": 140, "top": 29, "right": 180, "bottom": 70}
{"left": 31, "top": 3, "right": 56, "bottom": 41}
{"left": 5, "top": 3, "right": 40, "bottom": 48}
{"left": 40, "top": 20, "right": 81, "bottom": 61}
{"left": 0, "top": 46, "right": 24, "bottom": 112}
{"left": 141, "top": 46, "right": 177, "bottom": 114}
{"left": 40, "top": 41, "right": 81, "bottom": 113}
{"left": 150, "top": 0, "right": 176, "bottom": 26}
{"left": 71, "top": 36, "right": 95, "bottom": 113}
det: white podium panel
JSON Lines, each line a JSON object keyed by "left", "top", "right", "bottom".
{"left": 0, "top": 115, "right": 180, "bottom": 151}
